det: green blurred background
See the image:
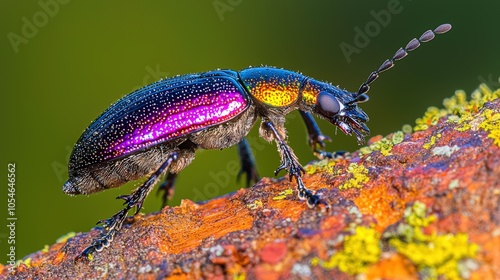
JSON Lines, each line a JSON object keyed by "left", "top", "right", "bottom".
{"left": 1, "top": 0, "right": 498, "bottom": 260}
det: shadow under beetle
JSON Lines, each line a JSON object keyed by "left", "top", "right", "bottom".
{"left": 64, "top": 24, "right": 452, "bottom": 259}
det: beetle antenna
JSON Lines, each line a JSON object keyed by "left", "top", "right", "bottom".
{"left": 353, "top": 23, "right": 452, "bottom": 103}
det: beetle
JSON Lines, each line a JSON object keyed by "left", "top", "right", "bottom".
{"left": 64, "top": 24, "right": 452, "bottom": 259}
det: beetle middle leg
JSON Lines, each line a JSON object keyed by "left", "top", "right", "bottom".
{"left": 77, "top": 151, "right": 179, "bottom": 260}
{"left": 236, "top": 139, "right": 260, "bottom": 187}
{"left": 156, "top": 172, "right": 177, "bottom": 208}
{"left": 261, "top": 121, "right": 327, "bottom": 208}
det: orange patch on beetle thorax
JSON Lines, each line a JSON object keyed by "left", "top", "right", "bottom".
{"left": 250, "top": 83, "right": 299, "bottom": 107}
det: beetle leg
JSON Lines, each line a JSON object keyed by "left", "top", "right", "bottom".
{"left": 77, "top": 152, "right": 179, "bottom": 261}
{"left": 236, "top": 139, "right": 260, "bottom": 187}
{"left": 263, "top": 121, "right": 327, "bottom": 209}
{"left": 156, "top": 172, "right": 178, "bottom": 208}
{"left": 299, "top": 110, "right": 348, "bottom": 159}
{"left": 299, "top": 110, "right": 334, "bottom": 159}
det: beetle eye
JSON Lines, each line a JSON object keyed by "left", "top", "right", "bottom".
{"left": 316, "top": 91, "right": 341, "bottom": 118}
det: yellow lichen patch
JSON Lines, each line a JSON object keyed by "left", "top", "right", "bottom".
{"left": 247, "top": 199, "right": 263, "bottom": 210}
{"left": 404, "top": 201, "right": 436, "bottom": 228}
{"left": 56, "top": 232, "right": 76, "bottom": 244}
{"left": 228, "top": 264, "right": 246, "bottom": 280}
{"left": 423, "top": 134, "right": 441, "bottom": 150}
{"left": 360, "top": 131, "right": 404, "bottom": 156}
{"left": 304, "top": 158, "right": 337, "bottom": 175}
{"left": 233, "top": 272, "right": 246, "bottom": 280}
{"left": 311, "top": 226, "right": 381, "bottom": 275}
{"left": 402, "top": 124, "right": 413, "bottom": 134}
{"left": 272, "top": 188, "right": 293, "bottom": 201}
{"left": 478, "top": 108, "right": 500, "bottom": 147}
{"left": 388, "top": 201, "right": 479, "bottom": 280}
{"left": 467, "top": 84, "right": 500, "bottom": 112}
{"left": 13, "top": 258, "right": 31, "bottom": 269}
{"left": 338, "top": 163, "right": 369, "bottom": 190}
{"left": 415, "top": 107, "right": 448, "bottom": 132}
{"left": 443, "top": 90, "right": 469, "bottom": 116}
{"left": 447, "top": 88, "right": 500, "bottom": 146}
{"left": 415, "top": 83, "right": 500, "bottom": 132}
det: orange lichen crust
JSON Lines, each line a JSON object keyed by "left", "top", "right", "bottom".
{"left": 2, "top": 86, "right": 500, "bottom": 279}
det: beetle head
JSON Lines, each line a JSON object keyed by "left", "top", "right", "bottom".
{"left": 315, "top": 87, "right": 370, "bottom": 144}
{"left": 300, "top": 79, "right": 370, "bottom": 144}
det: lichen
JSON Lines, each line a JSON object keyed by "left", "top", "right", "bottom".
{"left": 423, "top": 134, "right": 441, "bottom": 150}
{"left": 231, "top": 270, "right": 246, "bottom": 280}
{"left": 402, "top": 124, "right": 413, "bottom": 134}
{"left": 13, "top": 258, "right": 31, "bottom": 269}
{"left": 392, "top": 131, "right": 405, "bottom": 145}
{"left": 56, "top": 232, "right": 76, "bottom": 244}
{"left": 304, "top": 158, "right": 337, "bottom": 175}
{"left": 448, "top": 179, "right": 460, "bottom": 190}
{"left": 414, "top": 83, "right": 500, "bottom": 132}
{"left": 247, "top": 200, "right": 263, "bottom": 209}
{"left": 311, "top": 226, "right": 381, "bottom": 275}
{"left": 431, "top": 145, "right": 460, "bottom": 157}
{"left": 359, "top": 131, "right": 404, "bottom": 156}
{"left": 386, "top": 201, "right": 479, "bottom": 280}
{"left": 338, "top": 163, "right": 369, "bottom": 190}
{"left": 415, "top": 107, "right": 448, "bottom": 132}
{"left": 478, "top": 108, "right": 500, "bottom": 147}
{"left": 272, "top": 188, "right": 293, "bottom": 201}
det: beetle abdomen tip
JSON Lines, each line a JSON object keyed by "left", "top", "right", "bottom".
{"left": 63, "top": 180, "right": 81, "bottom": 195}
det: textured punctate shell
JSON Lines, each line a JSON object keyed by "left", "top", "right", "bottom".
{"left": 69, "top": 70, "right": 250, "bottom": 172}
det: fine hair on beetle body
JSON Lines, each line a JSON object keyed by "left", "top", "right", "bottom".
{"left": 63, "top": 23, "right": 452, "bottom": 260}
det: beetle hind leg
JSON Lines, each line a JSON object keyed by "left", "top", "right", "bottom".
{"left": 76, "top": 151, "right": 179, "bottom": 261}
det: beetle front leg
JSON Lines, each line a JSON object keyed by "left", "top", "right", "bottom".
{"left": 299, "top": 110, "right": 348, "bottom": 159}
{"left": 299, "top": 110, "right": 332, "bottom": 159}
{"left": 262, "top": 121, "right": 326, "bottom": 208}
{"left": 76, "top": 152, "right": 179, "bottom": 261}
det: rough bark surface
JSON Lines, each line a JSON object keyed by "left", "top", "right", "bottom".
{"left": 2, "top": 95, "right": 500, "bottom": 279}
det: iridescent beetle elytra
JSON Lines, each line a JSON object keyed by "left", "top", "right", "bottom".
{"left": 63, "top": 24, "right": 452, "bottom": 259}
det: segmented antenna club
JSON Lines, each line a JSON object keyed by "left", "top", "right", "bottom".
{"left": 354, "top": 23, "right": 452, "bottom": 103}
